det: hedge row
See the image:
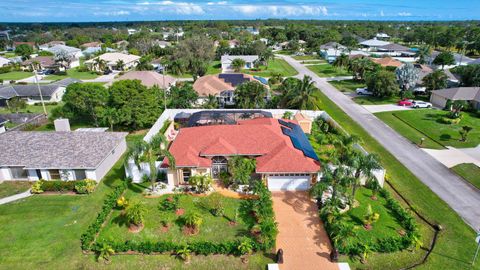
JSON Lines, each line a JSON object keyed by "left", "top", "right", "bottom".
{"left": 32, "top": 179, "right": 96, "bottom": 194}
{"left": 325, "top": 187, "right": 419, "bottom": 255}
{"left": 80, "top": 183, "right": 127, "bottom": 250}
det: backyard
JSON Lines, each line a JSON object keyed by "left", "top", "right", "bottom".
{"left": 0, "top": 71, "right": 32, "bottom": 81}
{"left": 376, "top": 109, "right": 480, "bottom": 148}
{"left": 307, "top": 64, "right": 351, "bottom": 78}
{"left": 0, "top": 181, "right": 31, "bottom": 198}
{"left": 244, "top": 58, "right": 298, "bottom": 77}
{"left": 451, "top": 163, "right": 480, "bottom": 190}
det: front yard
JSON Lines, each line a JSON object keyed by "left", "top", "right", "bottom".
{"left": 244, "top": 58, "right": 298, "bottom": 77}
{"left": 451, "top": 163, "right": 480, "bottom": 190}
{"left": 307, "top": 64, "right": 351, "bottom": 78}
{"left": 0, "top": 181, "right": 31, "bottom": 198}
{"left": 376, "top": 109, "right": 480, "bottom": 148}
{"left": 329, "top": 79, "right": 366, "bottom": 93}
{"left": 43, "top": 67, "right": 99, "bottom": 81}
{"left": 0, "top": 71, "right": 32, "bottom": 81}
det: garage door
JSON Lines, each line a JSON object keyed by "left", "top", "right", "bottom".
{"left": 267, "top": 176, "right": 310, "bottom": 191}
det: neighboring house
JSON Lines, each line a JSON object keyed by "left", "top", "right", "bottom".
{"left": 375, "top": 33, "right": 390, "bottom": 40}
{"left": 468, "top": 59, "right": 480, "bottom": 65}
{"left": 115, "top": 40, "right": 129, "bottom": 51}
{"left": 377, "top": 43, "right": 413, "bottom": 56}
{"left": 320, "top": 42, "right": 346, "bottom": 51}
{"left": 221, "top": 55, "right": 259, "bottom": 73}
{"left": 112, "top": 71, "right": 176, "bottom": 89}
{"left": 81, "top": 41, "right": 102, "bottom": 49}
{"left": 163, "top": 117, "right": 320, "bottom": 191}
{"left": 127, "top": 29, "right": 138, "bottom": 35}
{"left": 371, "top": 56, "right": 403, "bottom": 68}
{"left": 38, "top": 41, "right": 65, "bottom": 50}
{"left": 228, "top": 39, "right": 240, "bottom": 48}
{"left": 153, "top": 40, "right": 171, "bottom": 48}
{"left": 0, "top": 120, "right": 127, "bottom": 181}
{"left": 429, "top": 51, "right": 474, "bottom": 68}
{"left": 0, "top": 78, "right": 80, "bottom": 106}
{"left": 82, "top": 47, "right": 115, "bottom": 57}
{"left": 0, "top": 56, "right": 10, "bottom": 67}
{"left": 359, "top": 38, "right": 391, "bottom": 50}
{"left": 193, "top": 74, "right": 265, "bottom": 106}
{"left": 84, "top": 52, "right": 140, "bottom": 71}
{"left": 44, "top": 45, "right": 82, "bottom": 68}
{"left": 12, "top": 42, "right": 36, "bottom": 50}
{"left": 430, "top": 87, "right": 480, "bottom": 109}
{"left": 0, "top": 116, "right": 8, "bottom": 134}
{"left": 21, "top": 56, "right": 57, "bottom": 70}
{"left": 259, "top": 38, "right": 269, "bottom": 45}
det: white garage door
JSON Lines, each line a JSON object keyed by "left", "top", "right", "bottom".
{"left": 267, "top": 176, "right": 310, "bottom": 191}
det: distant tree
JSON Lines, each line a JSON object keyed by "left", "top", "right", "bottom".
{"left": 416, "top": 46, "right": 431, "bottom": 64}
{"left": 136, "top": 56, "right": 153, "bottom": 71}
{"left": 168, "top": 59, "right": 186, "bottom": 76}
{"left": 234, "top": 81, "right": 267, "bottom": 109}
{"left": 333, "top": 54, "right": 349, "bottom": 69}
{"left": 395, "top": 63, "right": 420, "bottom": 93}
{"left": 259, "top": 49, "right": 274, "bottom": 67}
{"left": 54, "top": 49, "right": 73, "bottom": 69}
{"left": 348, "top": 57, "right": 378, "bottom": 81}
{"left": 366, "top": 70, "right": 400, "bottom": 97}
{"left": 451, "top": 65, "right": 480, "bottom": 87}
{"left": 115, "top": 59, "right": 125, "bottom": 71}
{"left": 422, "top": 70, "right": 448, "bottom": 91}
{"left": 62, "top": 83, "right": 109, "bottom": 126}
{"left": 7, "top": 97, "right": 27, "bottom": 113}
{"left": 174, "top": 36, "right": 215, "bottom": 79}
{"left": 282, "top": 76, "right": 322, "bottom": 110}
{"left": 167, "top": 83, "right": 198, "bottom": 109}
{"left": 433, "top": 51, "right": 455, "bottom": 69}
{"left": 15, "top": 44, "right": 33, "bottom": 60}
{"left": 231, "top": 58, "right": 246, "bottom": 72}
{"left": 98, "top": 107, "right": 119, "bottom": 131}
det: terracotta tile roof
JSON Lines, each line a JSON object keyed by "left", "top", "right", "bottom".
{"left": 115, "top": 71, "right": 176, "bottom": 88}
{"left": 193, "top": 74, "right": 259, "bottom": 96}
{"left": 371, "top": 57, "right": 403, "bottom": 67}
{"left": 167, "top": 118, "right": 320, "bottom": 173}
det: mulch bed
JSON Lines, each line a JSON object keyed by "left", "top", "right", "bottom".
{"left": 128, "top": 223, "right": 144, "bottom": 233}
{"left": 175, "top": 208, "right": 185, "bottom": 216}
{"left": 182, "top": 225, "right": 199, "bottom": 236}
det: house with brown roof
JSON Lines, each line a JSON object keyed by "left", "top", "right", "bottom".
{"left": 21, "top": 56, "right": 57, "bottom": 71}
{"left": 371, "top": 56, "right": 403, "bottom": 68}
{"left": 38, "top": 41, "right": 65, "bottom": 50}
{"left": 163, "top": 116, "right": 320, "bottom": 191}
{"left": 430, "top": 87, "right": 480, "bottom": 109}
{"left": 193, "top": 74, "right": 266, "bottom": 106}
{"left": 112, "top": 71, "right": 176, "bottom": 89}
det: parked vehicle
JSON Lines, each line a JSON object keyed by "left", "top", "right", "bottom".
{"left": 44, "top": 69, "right": 55, "bottom": 75}
{"left": 398, "top": 99, "right": 413, "bottom": 106}
{"left": 103, "top": 69, "right": 112, "bottom": 75}
{"left": 412, "top": 100, "right": 432, "bottom": 108}
{"left": 356, "top": 87, "right": 373, "bottom": 95}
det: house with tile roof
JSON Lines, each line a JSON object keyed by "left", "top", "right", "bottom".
{"left": 163, "top": 116, "right": 320, "bottom": 191}
{"left": 112, "top": 71, "right": 176, "bottom": 89}
{"left": 85, "top": 52, "right": 140, "bottom": 71}
{"left": 193, "top": 74, "right": 266, "bottom": 106}
{"left": 371, "top": 56, "right": 403, "bottom": 68}
{"left": 430, "top": 87, "right": 480, "bottom": 109}
{"left": 221, "top": 55, "right": 259, "bottom": 72}
{"left": 0, "top": 120, "right": 127, "bottom": 181}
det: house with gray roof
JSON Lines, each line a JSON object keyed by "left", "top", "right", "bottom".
{"left": 430, "top": 87, "right": 480, "bottom": 109}
{"left": 221, "top": 55, "right": 259, "bottom": 73}
{"left": 0, "top": 78, "right": 80, "bottom": 107}
{"left": 0, "top": 120, "right": 127, "bottom": 181}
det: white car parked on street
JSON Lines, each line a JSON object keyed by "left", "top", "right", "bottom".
{"left": 355, "top": 87, "right": 373, "bottom": 95}
{"left": 411, "top": 100, "right": 432, "bottom": 108}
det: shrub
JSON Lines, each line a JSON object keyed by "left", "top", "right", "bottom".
{"left": 31, "top": 181, "right": 44, "bottom": 194}
{"left": 158, "top": 195, "right": 179, "bottom": 211}
{"left": 40, "top": 180, "right": 77, "bottom": 192}
{"left": 116, "top": 196, "right": 129, "bottom": 209}
{"left": 183, "top": 212, "right": 203, "bottom": 230}
{"left": 204, "top": 192, "right": 225, "bottom": 217}
{"left": 439, "top": 117, "right": 461, "bottom": 124}
{"left": 74, "top": 179, "right": 97, "bottom": 194}
{"left": 0, "top": 66, "right": 11, "bottom": 74}
{"left": 125, "top": 200, "right": 147, "bottom": 226}
{"left": 189, "top": 174, "right": 213, "bottom": 193}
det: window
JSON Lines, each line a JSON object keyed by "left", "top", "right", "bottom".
{"left": 74, "top": 170, "right": 86, "bottom": 180}
{"left": 48, "top": 169, "right": 61, "bottom": 180}
{"left": 183, "top": 169, "right": 191, "bottom": 183}
{"left": 10, "top": 167, "right": 28, "bottom": 179}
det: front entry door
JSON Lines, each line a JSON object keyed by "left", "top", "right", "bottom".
{"left": 211, "top": 156, "right": 228, "bottom": 178}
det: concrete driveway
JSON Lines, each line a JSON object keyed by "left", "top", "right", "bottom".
{"left": 272, "top": 191, "right": 338, "bottom": 270}
{"left": 362, "top": 104, "right": 412, "bottom": 113}
{"left": 278, "top": 54, "right": 480, "bottom": 231}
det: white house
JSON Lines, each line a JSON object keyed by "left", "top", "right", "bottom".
{"left": 221, "top": 55, "right": 259, "bottom": 73}
{"left": 0, "top": 56, "right": 10, "bottom": 67}
{"left": 84, "top": 52, "right": 140, "bottom": 71}
{"left": 44, "top": 45, "right": 82, "bottom": 68}
{"left": 0, "top": 116, "right": 7, "bottom": 134}
{"left": 0, "top": 119, "right": 127, "bottom": 182}
{"left": 359, "top": 38, "right": 391, "bottom": 51}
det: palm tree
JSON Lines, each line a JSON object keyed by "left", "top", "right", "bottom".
{"left": 333, "top": 53, "right": 349, "bottom": 70}
{"left": 169, "top": 59, "right": 184, "bottom": 75}
{"left": 347, "top": 153, "right": 381, "bottom": 204}
{"left": 126, "top": 133, "right": 175, "bottom": 192}
{"left": 231, "top": 58, "right": 246, "bottom": 72}
{"left": 260, "top": 49, "right": 274, "bottom": 67}
{"left": 96, "top": 242, "right": 115, "bottom": 263}
{"left": 115, "top": 59, "right": 125, "bottom": 71}
{"left": 416, "top": 46, "right": 431, "bottom": 64}
{"left": 286, "top": 75, "right": 321, "bottom": 110}
{"left": 202, "top": 94, "right": 218, "bottom": 109}
{"left": 93, "top": 58, "right": 107, "bottom": 72}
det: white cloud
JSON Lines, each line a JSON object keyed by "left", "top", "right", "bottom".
{"left": 207, "top": 1, "right": 227, "bottom": 5}
{"left": 93, "top": 10, "right": 130, "bottom": 16}
{"left": 398, "top": 12, "right": 412, "bottom": 16}
{"left": 233, "top": 4, "right": 327, "bottom": 16}
{"left": 136, "top": 1, "right": 204, "bottom": 14}
{"left": 380, "top": 10, "right": 384, "bottom": 17}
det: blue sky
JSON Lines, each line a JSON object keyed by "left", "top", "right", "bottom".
{"left": 0, "top": 0, "right": 479, "bottom": 22}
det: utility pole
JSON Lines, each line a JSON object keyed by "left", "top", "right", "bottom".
{"left": 33, "top": 66, "right": 47, "bottom": 115}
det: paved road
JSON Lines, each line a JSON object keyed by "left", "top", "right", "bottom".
{"left": 279, "top": 54, "right": 480, "bottom": 231}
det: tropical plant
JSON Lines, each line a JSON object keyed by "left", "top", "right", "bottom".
{"left": 183, "top": 212, "right": 203, "bottom": 231}
{"left": 96, "top": 242, "right": 115, "bottom": 263}
{"left": 98, "top": 107, "right": 119, "bottom": 131}
{"left": 416, "top": 46, "right": 431, "bottom": 64}
{"left": 260, "top": 49, "right": 274, "bottom": 67}
{"left": 31, "top": 181, "right": 44, "bottom": 194}
{"left": 74, "top": 179, "right": 96, "bottom": 194}
{"left": 237, "top": 239, "right": 254, "bottom": 255}
{"left": 348, "top": 57, "right": 378, "bottom": 80}
{"left": 136, "top": 56, "right": 154, "bottom": 71}
{"left": 359, "top": 242, "right": 372, "bottom": 264}
{"left": 116, "top": 196, "right": 129, "bottom": 209}
{"left": 175, "top": 246, "right": 191, "bottom": 263}
{"left": 395, "top": 63, "right": 420, "bottom": 92}
{"left": 234, "top": 81, "right": 267, "bottom": 109}
{"left": 333, "top": 53, "right": 349, "bottom": 69}
{"left": 115, "top": 59, "right": 125, "bottom": 71}
{"left": 459, "top": 126, "right": 473, "bottom": 142}
{"left": 347, "top": 152, "right": 382, "bottom": 204}
{"left": 204, "top": 192, "right": 225, "bottom": 216}
{"left": 282, "top": 111, "right": 293, "bottom": 119}
{"left": 158, "top": 195, "right": 179, "bottom": 211}
{"left": 125, "top": 200, "right": 147, "bottom": 227}
{"left": 231, "top": 58, "right": 246, "bottom": 72}
{"left": 93, "top": 57, "right": 107, "bottom": 72}
{"left": 448, "top": 100, "right": 468, "bottom": 119}
{"left": 363, "top": 204, "right": 380, "bottom": 229}
{"left": 168, "top": 59, "right": 186, "bottom": 75}
{"left": 422, "top": 70, "right": 448, "bottom": 91}
{"left": 202, "top": 94, "right": 219, "bottom": 109}
{"left": 7, "top": 97, "right": 26, "bottom": 113}
{"left": 227, "top": 156, "right": 256, "bottom": 188}
{"left": 15, "top": 44, "right": 33, "bottom": 60}
{"left": 366, "top": 70, "right": 400, "bottom": 97}
{"left": 167, "top": 83, "right": 199, "bottom": 109}
{"left": 189, "top": 174, "right": 213, "bottom": 193}
{"left": 126, "top": 133, "right": 175, "bottom": 192}
{"left": 433, "top": 51, "right": 455, "bottom": 69}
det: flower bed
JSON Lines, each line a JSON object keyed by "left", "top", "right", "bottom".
{"left": 31, "top": 179, "right": 97, "bottom": 194}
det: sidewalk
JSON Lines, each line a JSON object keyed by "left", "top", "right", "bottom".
{"left": 0, "top": 189, "right": 32, "bottom": 205}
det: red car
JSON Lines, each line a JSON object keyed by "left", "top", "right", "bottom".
{"left": 398, "top": 99, "right": 413, "bottom": 106}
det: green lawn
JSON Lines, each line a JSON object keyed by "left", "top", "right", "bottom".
{"left": 451, "top": 163, "right": 480, "bottom": 190}
{"left": 99, "top": 187, "right": 249, "bottom": 244}
{"left": 244, "top": 58, "right": 298, "bottom": 77}
{"left": 382, "top": 109, "right": 480, "bottom": 148}
{"left": 0, "top": 71, "right": 32, "bottom": 81}
{"left": 353, "top": 95, "right": 400, "bottom": 105}
{"left": 292, "top": 55, "right": 319, "bottom": 60}
{"left": 43, "top": 68, "right": 99, "bottom": 81}
{"left": 0, "top": 181, "right": 32, "bottom": 198}
{"left": 375, "top": 111, "right": 445, "bottom": 149}
{"left": 344, "top": 188, "right": 403, "bottom": 241}
{"left": 313, "top": 89, "right": 480, "bottom": 270}
{"left": 0, "top": 140, "right": 273, "bottom": 269}
{"left": 0, "top": 103, "right": 61, "bottom": 115}
{"left": 206, "top": 60, "right": 221, "bottom": 75}
{"left": 329, "top": 79, "right": 366, "bottom": 93}
{"left": 307, "top": 64, "right": 351, "bottom": 78}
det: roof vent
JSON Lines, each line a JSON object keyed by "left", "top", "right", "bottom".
{"left": 54, "top": 118, "right": 71, "bottom": 132}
